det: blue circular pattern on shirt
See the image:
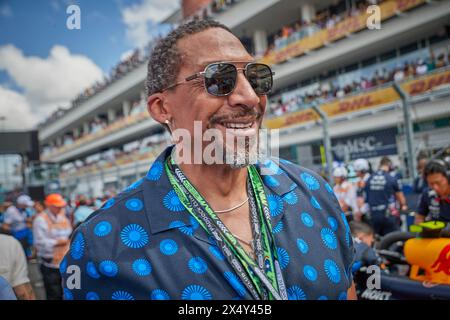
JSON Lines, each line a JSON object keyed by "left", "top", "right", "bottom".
{"left": 276, "top": 247, "right": 290, "bottom": 269}
{"left": 121, "top": 224, "right": 149, "bottom": 249}
{"left": 310, "top": 196, "right": 322, "bottom": 210}
{"left": 63, "top": 288, "right": 73, "bottom": 300}
{"left": 328, "top": 217, "right": 338, "bottom": 231}
{"left": 224, "top": 272, "right": 246, "bottom": 297}
{"left": 132, "top": 259, "right": 152, "bottom": 276}
{"left": 321, "top": 228, "right": 338, "bottom": 250}
{"left": 99, "top": 260, "right": 118, "bottom": 277}
{"left": 181, "top": 285, "right": 212, "bottom": 300}
{"left": 112, "top": 290, "right": 134, "bottom": 300}
{"left": 209, "top": 245, "right": 225, "bottom": 261}
{"left": 263, "top": 159, "right": 283, "bottom": 175}
{"left": 282, "top": 190, "right": 298, "bottom": 205}
{"left": 287, "top": 286, "right": 306, "bottom": 300}
{"left": 273, "top": 221, "right": 284, "bottom": 234}
{"left": 124, "top": 179, "right": 143, "bottom": 192}
{"left": 101, "top": 197, "right": 115, "bottom": 210}
{"left": 318, "top": 295, "right": 328, "bottom": 300}
{"left": 303, "top": 265, "right": 318, "bottom": 282}
{"left": 300, "top": 172, "right": 320, "bottom": 191}
{"left": 325, "top": 183, "right": 333, "bottom": 193}
{"left": 267, "top": 194, "right": 284, "bottom": 217}
{"left": 94, "top": 221, "right": 112, "bottom": 237}
{"left": 160, "top": 239, "right": 178, "bottom": 255}
{"left": 125, "top": 198, "right": 143, "bottom": 212}
{"left": 263, "top": 175, "right": 280, "bottom": 188}
{"left": 146, "top": 161, "right": 163, "bottom": 181}
{"left": 86, "top": 261, "right": 100, "bottom": 279}
{"left": 60, "top": 256, "right": 67, "bottom": 274}
{"left": 189, "top": 216, "right": 200, "bottom": 230}
{"left": 151, "top": 289, "right": 170, "bottom": 300}
{"left": 296, "top": 238, "right": 309, "bottom": 254}
{"left": 163, "top": 190, "right": 185, "bottom": 212}
{"left": 169, "top": 220, "right": 194, "bottom": 236}
{"left": 86, "top": 292, "right": 100, "bottom": 300}
{"left": 70, "top": 232, "right": 85, "bottom": 260}
{"left": 300, "top": 212, "right": 314, "bottom": 228}
{"left": 188, "top": 257, "right": 208, "bottom": 274}
{"left": 324, "top": 259, "right": 341, "bottom": 284}
{"left": 338, "top": 291, "right": 347, "bottom": 300}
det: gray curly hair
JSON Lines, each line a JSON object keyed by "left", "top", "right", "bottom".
{"left": 146, "top": 19, "right": 231, "bottom": 98}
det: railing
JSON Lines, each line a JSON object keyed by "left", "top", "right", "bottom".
{"left": 41, "top": 106, "right": 151, "bottom": 161}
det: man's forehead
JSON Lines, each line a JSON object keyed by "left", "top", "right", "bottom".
{"left": 178, "top": 28, "right": 253, "bottom": 68}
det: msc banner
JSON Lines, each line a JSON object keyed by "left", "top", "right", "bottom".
{"left": 260, "top": 0, "right": 426, "bottom": 65}
{"left": 331, "top": 127, "right": 398, "bottom": 161}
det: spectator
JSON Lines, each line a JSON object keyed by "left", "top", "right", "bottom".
{"left": 2, "top": 195, "right": 35, "bottom": 258}
{"left": 0, "top": 234, "right": 36, "bottom": 299}
{"left": 33, "top": 194, "right": 72, "bottom": 300}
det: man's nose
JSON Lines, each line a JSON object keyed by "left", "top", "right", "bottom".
{"left": 227, "top": 72, "right": 260, "bottom": 108}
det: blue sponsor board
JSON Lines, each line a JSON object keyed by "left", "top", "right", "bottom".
{"left": 331, "top": 127, "right": 398, "bottom": 161}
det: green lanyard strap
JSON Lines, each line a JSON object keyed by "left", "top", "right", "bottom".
{"left": 165, "top": 156, "right": 287, "bottom": 300}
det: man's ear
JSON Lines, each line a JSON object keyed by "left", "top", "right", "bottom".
{"left": 147, "top": 93, "right": 171, "bottom": 125}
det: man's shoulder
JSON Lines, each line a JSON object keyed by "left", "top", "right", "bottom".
{"left": 258, "top": 157, "right": 327, "bottom": 182}
{"left": 75, "top": 185, "right": 145, "bottom": 236}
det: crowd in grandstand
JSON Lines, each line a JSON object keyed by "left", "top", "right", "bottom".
{"left": 269, "top": 46, "right": 450, "bottom": 117}
{"left": 266, "top": 0, "right": 382, "bottom": 54}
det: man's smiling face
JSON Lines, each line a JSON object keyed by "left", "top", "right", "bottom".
{"left": 163, "top": 27, "right": 267, "bottom": 167}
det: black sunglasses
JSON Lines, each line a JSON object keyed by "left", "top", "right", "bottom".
{"left": 162, "top": 61, "right": 274, "bottom": 97}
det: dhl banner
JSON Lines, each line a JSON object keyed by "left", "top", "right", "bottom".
{"left": 401, "top": 68, "right": 450, "bottom": 96}
{"left": 260, "top": 0, "right": 426, "bottom": 65}
{"left": 321, "top": 86, "right": 398, "bottom": 117}
{"left": 264, "top": 108, "right": 319, "bottom": 129}
{"left": 264, "top": 68, "right": 450, "bottom": 130}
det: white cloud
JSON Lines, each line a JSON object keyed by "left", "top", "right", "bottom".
{"left": 0, "top": 85, "right": 36, "bottom": 130}
{"left": 121, "top": 0, "right": 179, "bottom": 48}
{"left": 0, "top": 44, "right": 104, "bottom": 125}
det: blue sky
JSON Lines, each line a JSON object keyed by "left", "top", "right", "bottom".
{"left": 0, "top": 0, "right": 179, "bottom": 129}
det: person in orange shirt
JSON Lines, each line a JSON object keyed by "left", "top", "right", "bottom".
{"left": 32, "top": 194, "right": 72, "bottom": 300}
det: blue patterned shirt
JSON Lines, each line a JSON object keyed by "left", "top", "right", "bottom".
{"left": 61, "top": 146, "right": 355, "bottom": 300}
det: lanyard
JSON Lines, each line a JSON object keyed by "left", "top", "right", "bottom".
{"left": 165, "top": 156, "right": 287, "bottom": 300}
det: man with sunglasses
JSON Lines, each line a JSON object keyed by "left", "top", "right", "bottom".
{"left": 62, "top": 19, "right": 356, "bottom": 300}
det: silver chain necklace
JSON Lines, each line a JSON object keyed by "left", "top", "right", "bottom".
{"left": 214, "top": 197, "right": 249, "bottom": 213}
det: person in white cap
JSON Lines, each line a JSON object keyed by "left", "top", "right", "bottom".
{"left": 333, "top": 166, "right": 359, "bottom": 221}
{"left": 2, "top": 195, "right": 35, "bottom": 258}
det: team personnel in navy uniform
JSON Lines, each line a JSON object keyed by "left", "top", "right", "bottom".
{"left": 415, "top": 158, "right": 450, "bottom": 224}
{"left": 364, "top": 157, "right": 408, "bottom": 236}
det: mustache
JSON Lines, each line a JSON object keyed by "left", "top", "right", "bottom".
{"left": 209, "top": 108, "right": 262, "bottom": 124}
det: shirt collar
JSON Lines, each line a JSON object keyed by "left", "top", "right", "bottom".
{"left": 142, "top": 146, "right": 298, "bottom": 235}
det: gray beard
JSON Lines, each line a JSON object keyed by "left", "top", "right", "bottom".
{"left": 224, "top": 140, "right": 259, "bottom": 169}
